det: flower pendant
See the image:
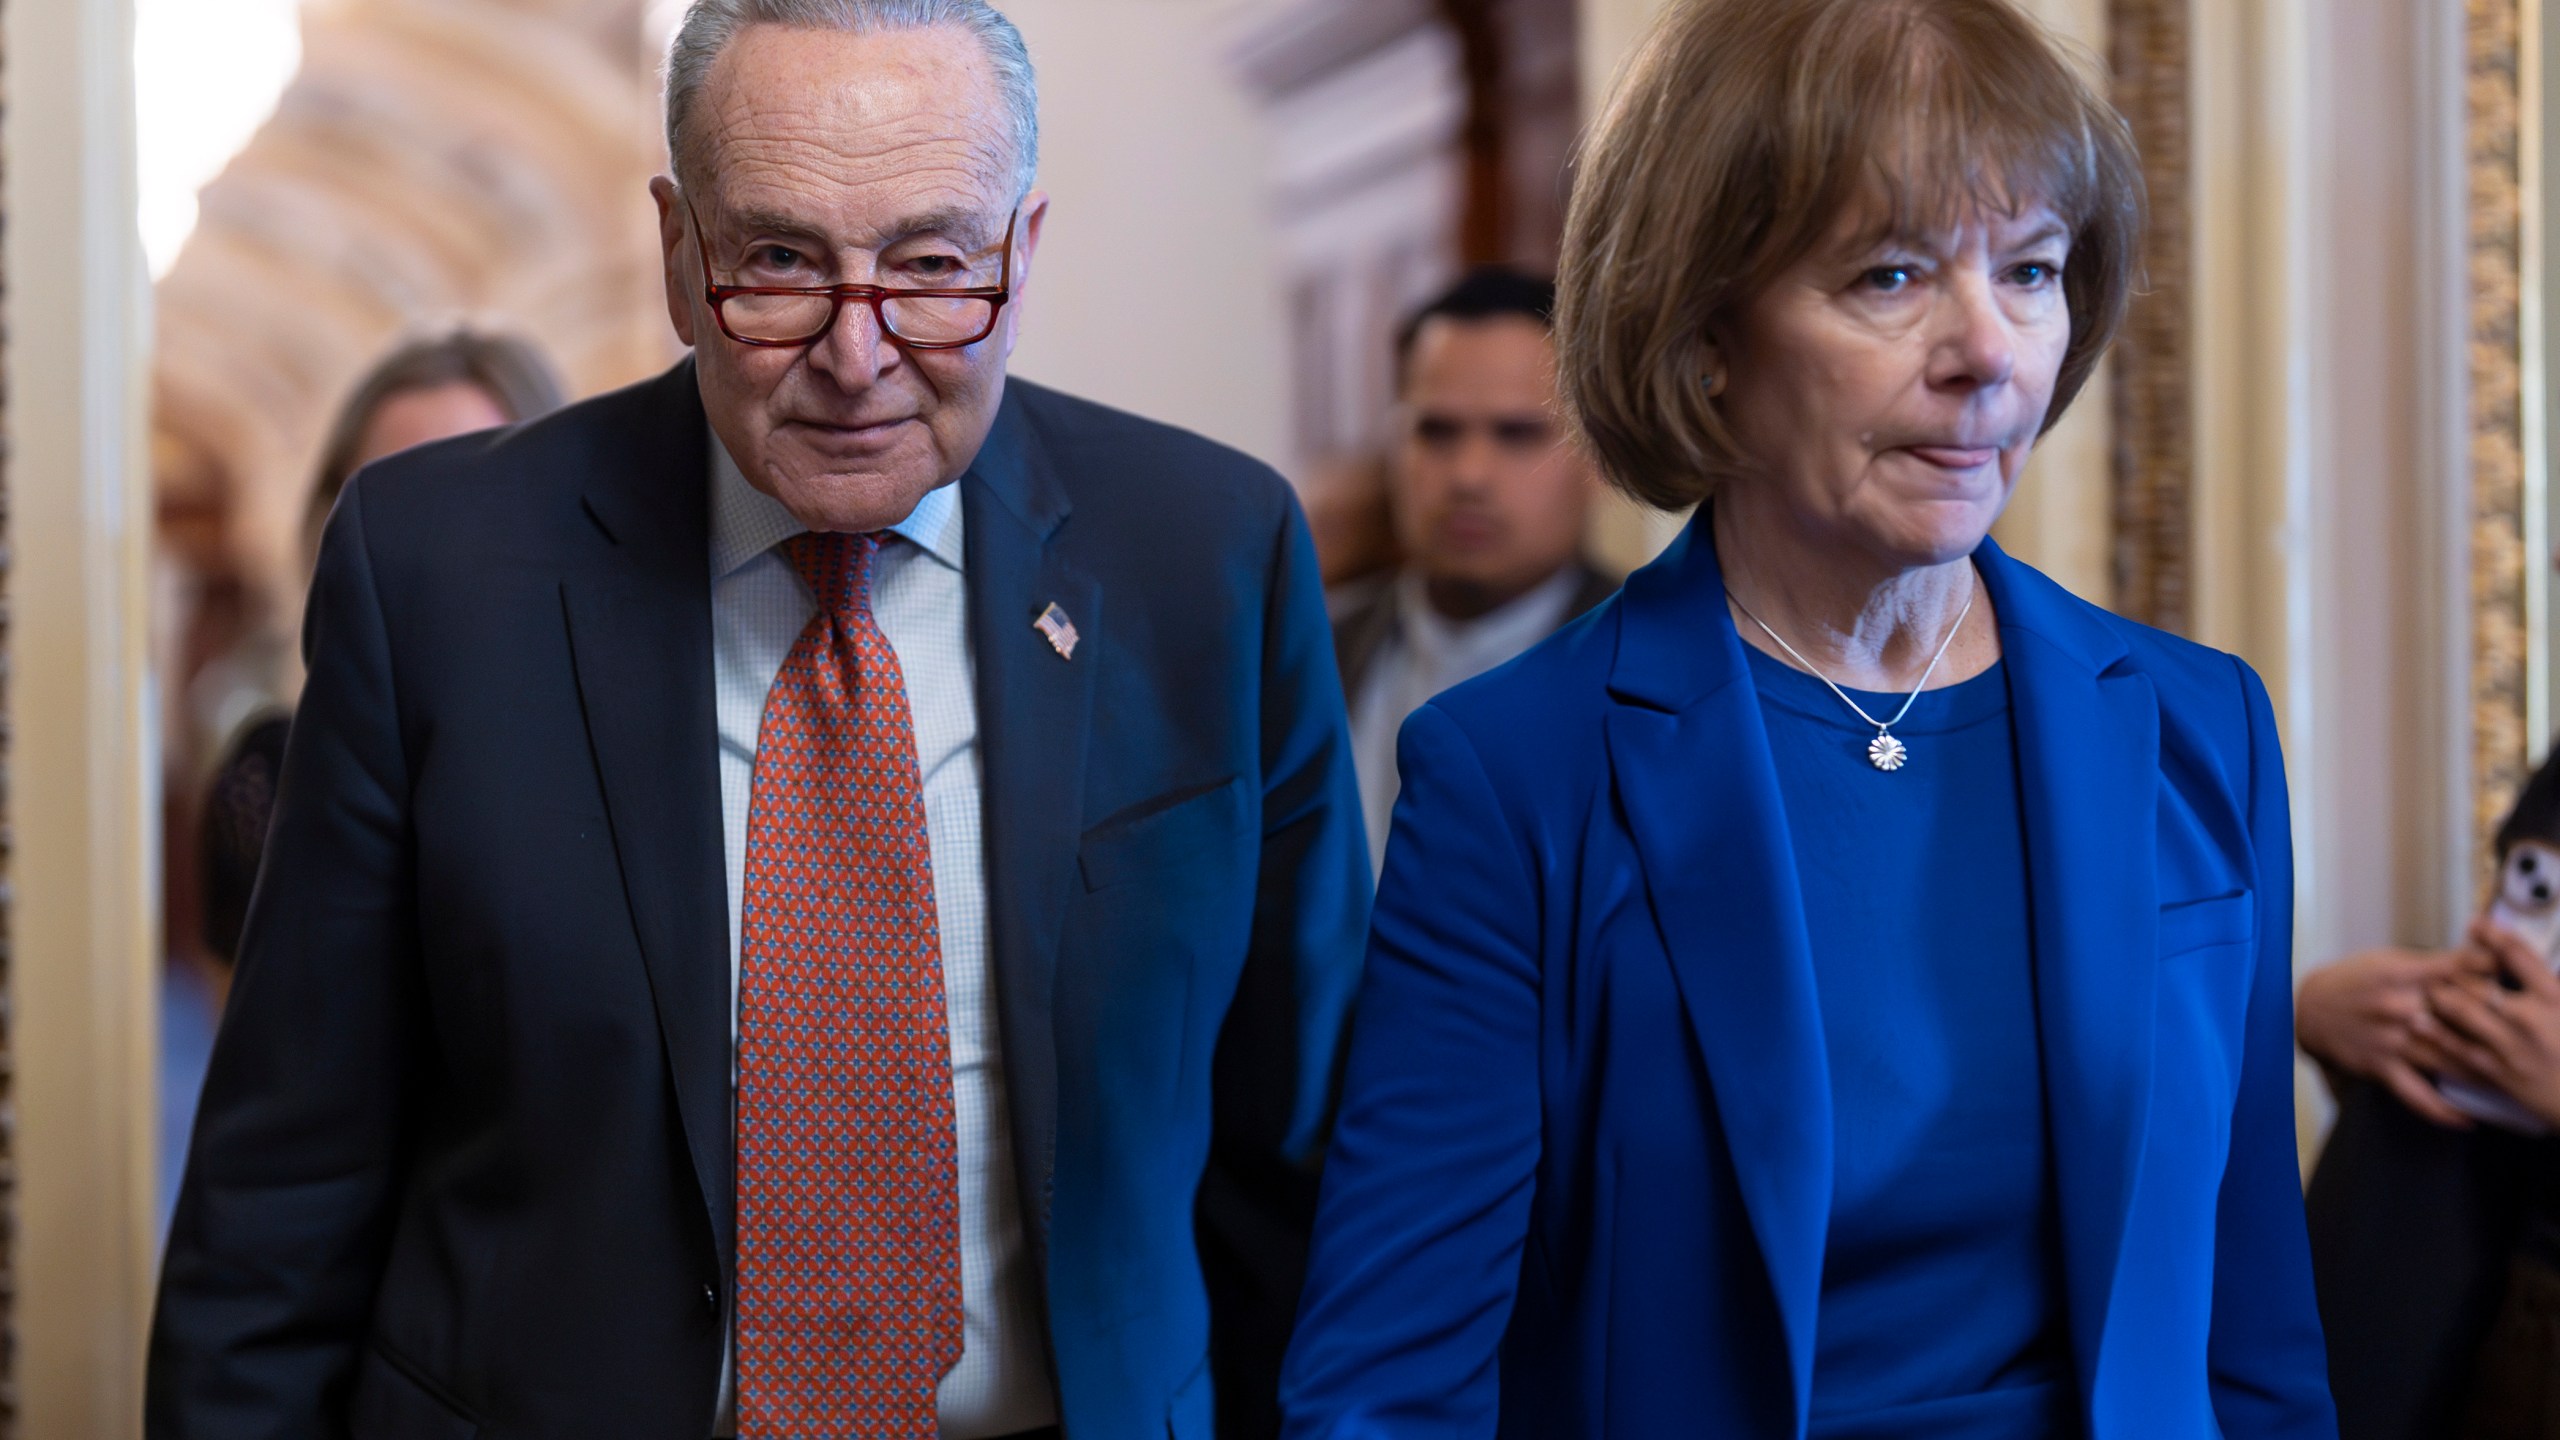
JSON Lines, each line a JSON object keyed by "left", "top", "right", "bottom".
{"left": 1868, "top": 732, "right": 1909, "bottom": 772}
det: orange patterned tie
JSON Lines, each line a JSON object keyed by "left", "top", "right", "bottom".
{"left": 735, "top": 531, "right": 963, "bottom": 1439}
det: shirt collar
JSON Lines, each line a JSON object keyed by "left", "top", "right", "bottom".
{"left": 1394, "top": 563, "right": 1582, "bottom": 667}
{"left": 708, "top": 434, "right": 966, "bottom": 581}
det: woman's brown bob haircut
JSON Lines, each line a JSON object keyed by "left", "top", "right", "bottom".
{"left": 1556, "top": 0, "right": 2145, "bottom": 511}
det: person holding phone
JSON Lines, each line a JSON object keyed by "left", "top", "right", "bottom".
{"left": 2427, "top": 928, "right": 2560, "bottom": 1130}
{"left": 2427, "top": 913, "right": 2560, "bottom": 1439}
{"left": 2306, "top": 753, "right": 2560, "bottom": 1440}
{"left": 2295, "top": 758, "right": 2560, "bottom": 1143}
{"left": 2299, "top": 945, "right": 2480, "bottom": 1129}
{"left": 2302, "top": 750, "right": 2560, "bottom": 1135}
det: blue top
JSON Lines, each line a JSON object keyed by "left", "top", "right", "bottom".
{"left": 1747, "top": 645, "right": 2075, "bottom": 1439}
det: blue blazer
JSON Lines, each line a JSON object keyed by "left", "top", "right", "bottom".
{"left": 1279, "top": 516, "right": 2336, "bottom": 1439}
{"left": 148, "top": 363, "right": 1371, "bottom": 1440}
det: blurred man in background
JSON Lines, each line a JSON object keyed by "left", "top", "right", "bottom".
{"left": 1334, "top": 268, "right": 1614, "bottom": 872}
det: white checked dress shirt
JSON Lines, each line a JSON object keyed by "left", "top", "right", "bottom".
{"left": 707, "top": 439, "right": 1054, "bottom": 1438}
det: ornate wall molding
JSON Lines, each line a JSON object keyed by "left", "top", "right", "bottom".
{"left": 1226, "top": 0, "right": 1572, "bottom": 477}
{"left": 1225, "top": 0, "right": 1441, "bottom": 98}
{"left": 0, "top": 4, "right": 18, "bottom": 1427}
{"left": 2471, "top": 0, "right": 2530, "bottom": 885}
{"left": 2107, "top": 0, "right": 2193, "bottom": 633}
{"left": 152, "top": 0, "right": 674, "bottom": 650}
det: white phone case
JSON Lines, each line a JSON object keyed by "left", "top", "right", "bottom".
{"left": 2439, "top": 839, "right": 2560, "bottom": 1132}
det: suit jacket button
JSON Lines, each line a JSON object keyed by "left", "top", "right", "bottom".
{"left": 702, "top": 1283, "right": 718, "bottom": 1314}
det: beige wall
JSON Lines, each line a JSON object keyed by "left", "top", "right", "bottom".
{"left": 1000, "top": 0, "right": 1294, "bottom": 468}
{"left": 2183, "top": 0, "right": 2474, "bottom": 1161}
{"left": 2184, "top": 0, "right": 2469, "bottom": 973}
{"left": 1580, "top": 0, "right": 1661, "bottom": 103}
{"left": 7, "top": 0, "right": 162, "bottom": 1426}
{"left": 2294, "top": 0, "right": 2470, "bottom": 961}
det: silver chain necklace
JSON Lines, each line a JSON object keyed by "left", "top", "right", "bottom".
{"left": 1726, "top": 577, "right": 1977, "bottom": 773}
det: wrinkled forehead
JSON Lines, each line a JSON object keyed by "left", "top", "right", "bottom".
{"left": 692, "top": 23, "right": 1020, "bottom": 239}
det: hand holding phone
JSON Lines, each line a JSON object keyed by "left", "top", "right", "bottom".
{"left": 2438, "top": 841, "right": 2560, "bottom": 1131}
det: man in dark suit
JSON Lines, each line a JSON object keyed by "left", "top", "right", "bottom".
{"left": 146, "top": 4, "right": 1369, "bottom": 1438}
{"left": 1332, "top": 270, "right": 1615, "bottom": 872}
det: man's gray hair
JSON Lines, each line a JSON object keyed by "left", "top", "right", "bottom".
{"left": 664, "top": 0, "right": 1039, "bottom": 200}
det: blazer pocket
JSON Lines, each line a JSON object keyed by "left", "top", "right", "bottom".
{"left": 349, "top": 1341, "right": 480, "bottom": 1440}
{"left": 1079, "top": 776, "right": 1246, "bottom": 893}
{"left": 2158, "top": 889, "right": 2256, "bottom": 958}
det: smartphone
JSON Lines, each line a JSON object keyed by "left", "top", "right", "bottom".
{"left": 2440, "top": 839, "right": 2560, "bottom": 1132}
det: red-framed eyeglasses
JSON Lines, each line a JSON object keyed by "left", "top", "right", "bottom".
{"left": 686, "top": 197, "right": 1017, "bottom": 350}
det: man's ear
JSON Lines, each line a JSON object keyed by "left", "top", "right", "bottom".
{"left": 1010, "top": 189, "right": 1051, "bottom": 300}
{"left": 650, "top": 175, "right": 698, "bottom": 348}
{"left": 992, "top": 189, "right": 1051, "bottom": 360}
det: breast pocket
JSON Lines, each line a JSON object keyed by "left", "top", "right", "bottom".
{"left": 1079, "top": 775, "right": 1248, "bottom": 892}
{"left": 2153, "top": 888, "right": 2261, "bottom": 1133}
{"left": 2158, "top": 888, "right": 2256, "bottom": 958}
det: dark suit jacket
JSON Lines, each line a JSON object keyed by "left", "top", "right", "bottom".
{"left": 1280, "top": 516, "right": 2337, "bottom": 1438}
{"left": 148, "top": 361, "right": 1372, "bottom": 1440}
{"left": 2307, "top": 1081, "right": 2551, "bottom": 1440}
{"left": 1328, "top": 565, "right": 1618, "bottom": 705}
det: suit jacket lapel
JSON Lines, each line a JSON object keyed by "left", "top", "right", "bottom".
{"left": 1977, "top": 541, "right": 2160, "bottom": 1413}
{"left": 963, "top": 389, "right": 1098, "bottom": 1274}
{"left": 1332, "top": 584, "right": 1397, "bottom": 700}
{"left": 1604, "top": 517, "right": 1832, "bottom": 1435}
{"left": 559, "top": 361, "right": 737, "bottom": 1270}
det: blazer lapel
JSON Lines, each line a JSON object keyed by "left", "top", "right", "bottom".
{"left": 963, "top": 389, "right": 1099, "bottom": 1274}
{"left": 1977, "top": 541, "right": 2160, "bottom": 1413}
{"left": 1604, "top": 516, "right": 1832, "bottom": 1435}
{"left": 558, "top": 362, "right": 737, "bottom": 1270}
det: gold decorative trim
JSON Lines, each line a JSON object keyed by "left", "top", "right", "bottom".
{"left": 2474, "top": 0, "right": 2532, "bottom": 890}
{"left": 2525, "top": 0, "right": 2551, "bottom": 768}
{"left": 2107, "top": 0, "right": 2192, "bottom": 633}
{"left": 0, "top": 0, "right": 20, "bottom": 1423}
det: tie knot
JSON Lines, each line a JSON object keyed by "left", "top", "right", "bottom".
{"left": 782, "top": 530, "right": 883, "bottom": 622}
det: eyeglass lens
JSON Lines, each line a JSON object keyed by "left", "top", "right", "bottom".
{"left": 721, "top": 291, "right": 999, "bottom": 346}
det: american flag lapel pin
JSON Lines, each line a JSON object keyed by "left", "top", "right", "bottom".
{"left": 1033, "top": 602, "right": 1080, "bottom": 660}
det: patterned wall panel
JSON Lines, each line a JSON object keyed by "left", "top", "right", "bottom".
{"left": 2472, "top": 0, "right": 2530, "bottom": 888}
{"left": 0, "top": 0, "right": 21, "bottom": 1425}
{"left": 2107, "top": 0, "right": 2192, "bottom": 633}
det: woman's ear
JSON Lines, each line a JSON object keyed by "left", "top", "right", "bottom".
{"left": 1698, "top": 333, "right": 1729, "bottom": 398}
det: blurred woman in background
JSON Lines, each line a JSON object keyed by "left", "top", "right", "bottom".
{"left": 199, "top": 329, "right": 563, "bottom": 969}
{"left": 1278, "top": 0, "right": 2336, "bottom": 1435}
{"left": 301, "top": 331, "right": 568, "bottom": 572}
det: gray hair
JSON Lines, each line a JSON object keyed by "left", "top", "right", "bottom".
{"left": 664, "top": 0, "right": 1039, "bottom": 200}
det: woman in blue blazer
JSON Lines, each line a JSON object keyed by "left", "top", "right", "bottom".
{"left": 1278, "top": 0, "right": 2338, "bottom": 1436}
